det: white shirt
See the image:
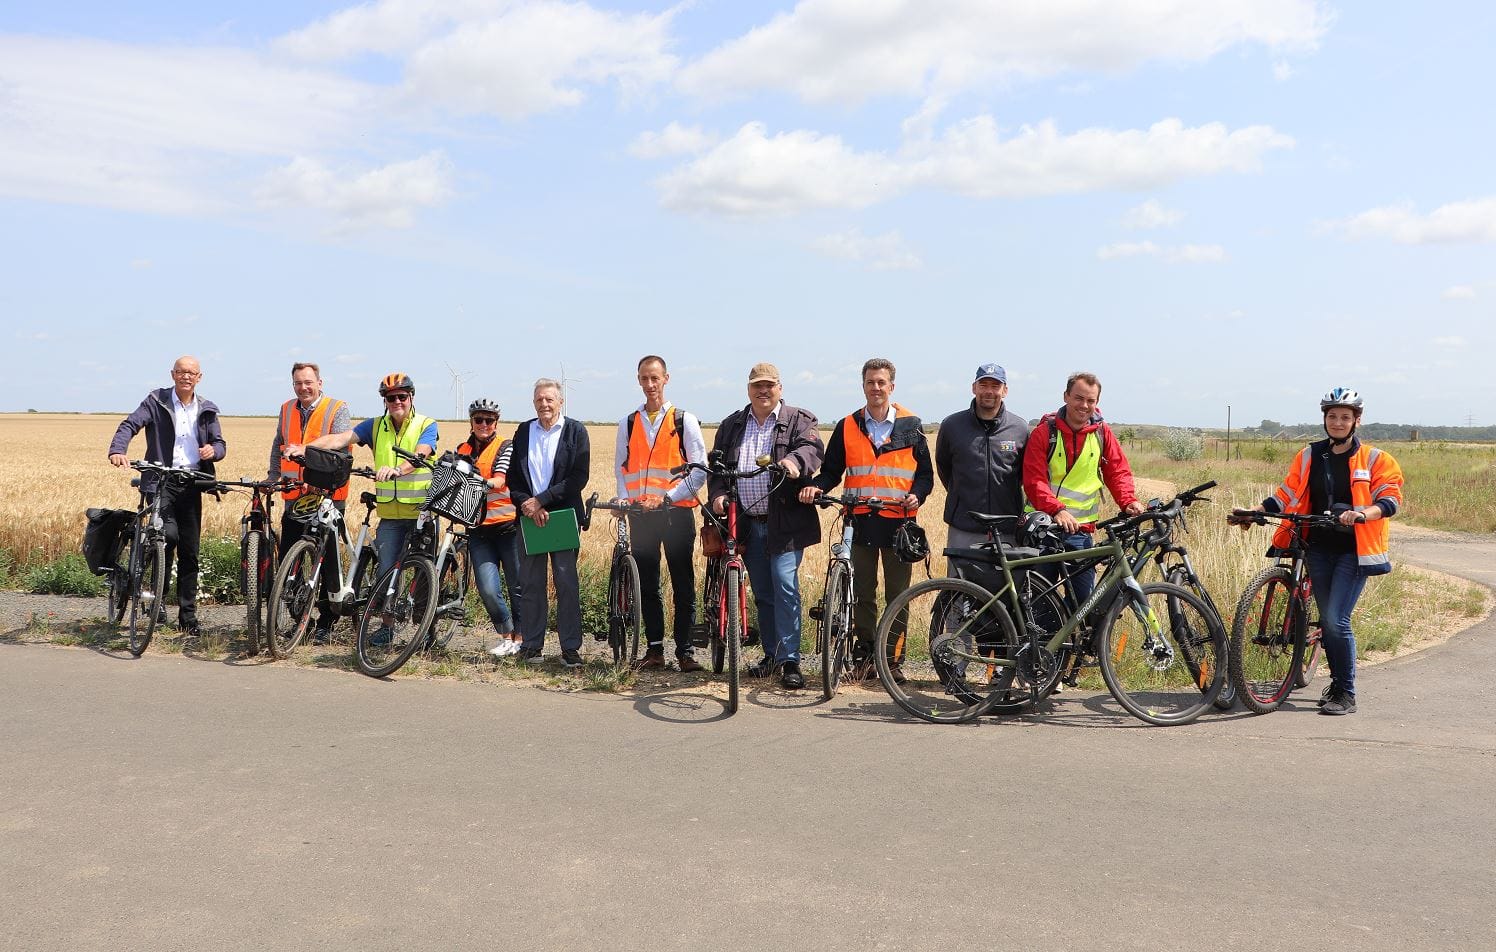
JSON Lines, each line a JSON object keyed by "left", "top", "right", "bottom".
{"left": 527, "top": 415, "right": 566, "bottom": 494}
{"left": 170, "top": 390, "right": 200, "bottom": 470}
{"left": 613, "top": 402, "right": 708, "bottom": 503}
{"left": 864, "top": 407, "right": 894, "bottom": 448}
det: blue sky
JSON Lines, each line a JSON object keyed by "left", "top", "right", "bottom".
{"left": 3, "top": 1, "right": 1492, "bottom": 429}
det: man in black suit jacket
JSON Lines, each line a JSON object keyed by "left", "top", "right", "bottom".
{"left": 506, "top": 378, "right": 591, "bottom": 667}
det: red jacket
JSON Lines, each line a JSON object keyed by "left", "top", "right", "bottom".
{"left": 1021, "top": 410, "right": 1138, "bottom": 518}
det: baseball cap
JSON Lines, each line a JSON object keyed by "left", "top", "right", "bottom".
{"left": 974, "top": 363, "right": 1007, "bottom": 383}
{"left": 748, "top": 362, "right": 781, "bottom": 385}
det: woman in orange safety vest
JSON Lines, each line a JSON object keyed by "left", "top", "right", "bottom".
{"left": 457, "top": 398, "right": 524, "bottom": 658}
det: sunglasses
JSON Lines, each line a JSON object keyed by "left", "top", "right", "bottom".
{"left": 384, "top": 392, "right": 411, "bottom": 404}
{"left": 471, "top": 416, "right": 498, "bottom": 425}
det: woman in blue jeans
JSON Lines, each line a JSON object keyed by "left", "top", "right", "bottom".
{"left": 457, "top": 400, "right": 524, "bottom": 657}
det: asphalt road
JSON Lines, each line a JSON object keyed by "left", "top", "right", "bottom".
{"left": 4, "top": 532, "right": 1495, "bottom": 952}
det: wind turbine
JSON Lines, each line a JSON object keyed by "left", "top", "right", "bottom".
{"left": 446, "top": 362, "right": 477, "bottom": 421}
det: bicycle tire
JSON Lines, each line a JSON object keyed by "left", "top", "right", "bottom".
{"left": 818, "top": 561, "right": 853, "bottom": 700}
{"left": 1228, "top": 566, "right": 1305, "bottom": 714}
{"left": 430, "top": 547, "right": 470, "bottom": 651}
{"left": 725, "top": 564, "right": 743, "bottom": 715}
{"left": 705, "top": 558, "right": 726, "bottom": 674}
{"left": 1097, "top": 580, "right": 1227, "bottom": 725}
{"left": 610, "top": 554, "right": 642, "bottom": 667}
{"left": 349, "top": 547, "right": 380, "bottom": 636}
{"left": 874, "top": 577, "right": 1018, "bottom": 724}
{"left": 1166, "top": 566, "right": 1235, "bottom": 711}
{"left": 1296, "top": 623, "right": 1322, "bottom": 688}
{"left": 243, "top": 530, "right": 264, "bottom": 656}
{"left": 127, "top": 537, "right": 166, "bottom": 657}
{"left": 986, "top": 570, "right": 1071, "bottom": 714}
{"left": 107, "top": 531, "right": 133, "bottom": 625}
{"left": 355, "top": 556, "right": 438, "bottom": 678}
{"left": 267, "top": 539, "right": 321, "bottom": 659}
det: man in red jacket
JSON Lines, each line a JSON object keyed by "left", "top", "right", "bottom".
{"left": 1021, "top": 371, "right": 1144, "bottom": 606}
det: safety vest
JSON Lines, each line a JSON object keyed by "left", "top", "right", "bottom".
{"left": 1025, "top": 427, "right": 1104, "bottom": 524}
{"left": 620, "top": 407, "right": 698, "bottom": 508}
{"left": 278, "top": 397, "right": 349, "bottom": 501}
{"left": 372, "top": 412, "right": 435, "bottom": 519}
{"left": 842, "top": 405, "right": 918, "bottom": 519}
{"left": 1269, "top": 441, "right": 1403, "bottom": 575}
{"left": 458, "top": 437, "right": 517, "bottom": 527}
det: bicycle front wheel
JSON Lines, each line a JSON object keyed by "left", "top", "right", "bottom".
{"left": 107, "top": 531, "right": 133, "bottom": 625}
{"left": 1097, "top": 580, "right": 1227, "bottom": 725}
{"left": 609, "top": 553, "right": 641, "bottom": 667}
{"left": 349, "top": 547, "right": 380, "bottom": 638}
{"left": 1229, "top": 566, "right": 1305, "bottom": 714}
{"left": 242, "top": 530, "right": 265, "bottom": 656}
{"left": 267, "top": 539, "right": 321, "bottom": 659}
{"left": 724, "top": 564, "right": 744, "bottom": 715}
{"left": 1166, "top": 566, "right": 1235, "bottom": 711}
{"left": 704, "top": 558, "right": 726, "bottom": 674}
{"left": 355, "top": 557, "right": 438, "bottom": 678}
{"left": 874, "top": 577, "right": 1018, "bottom": 724}
{"left": 1296, "top": 624, "right": 1322, "bottom": 688}
{"left": 818, "top": 561, "right": 853, "bottom": 700}
{"left": 127, "top": 537, "right": 166, "bottom": 657}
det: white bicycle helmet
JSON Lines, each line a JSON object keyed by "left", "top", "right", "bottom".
{"left": 1319, "top": 387, "right": 1363, "bottom": 413}
{"left": 467, "top": 397, "right": 500, "bottom": 417}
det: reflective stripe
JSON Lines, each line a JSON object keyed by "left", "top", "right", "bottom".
{"left": 1359, "top": 551, "right": 1391, "bottom": 568}
{"left": 373, "top": 412, "right": 434, "bottom": 519}
{"left": 461, "top": 438, "right": 517, "bottom": 526}
{"left": 841, "top": 406, "right": 918, "bottom": 519}
{"left": 620, "top": 408, "right": 698, "bottom": 508}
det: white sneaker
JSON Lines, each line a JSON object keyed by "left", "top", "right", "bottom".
{"left": 490, "top": 640, "right": 517, "bottom": 658}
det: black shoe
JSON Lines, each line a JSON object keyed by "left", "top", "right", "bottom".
{"left": 1316, "top": 684, "right": 1335, "bottom": 707}
{"left": 560, "top": 649, "right": 584, "bottom": 670}
{"left": 747, "top": 658, "right": 776, "bottom": 678}
{"left": 311, "top": 622, "right": 335, "bottom": 645}
{"left": 153, "top": 606, "right": 169, "bottom": 625}
{"left": 517, "top": 646, "right": 543, "bottom": 662}
{"left": 1319, "top": 687, "right": 1357, "bottom": 716}
{"left": 780, "top": 660, "right": 805, "bottom": 690}
{"left": 179, "top": 617, "right": 201, "bottom": 638}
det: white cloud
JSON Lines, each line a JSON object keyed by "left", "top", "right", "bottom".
{"left": 1322, "top": 197, "right": 1496, "bottom": 244}
{"left": 656, "top": 117, "right": 1291, "bottom": 216}
{"left": 257, "top": 153, "right": 455, "bottom": 230}
{"left": 629, "top": 122, "right": 720, "bottom": 159}
{"left": 811, "top": 229, "right": 924, "bottom": 271}
{"left": 1442, "top": 285, "right": 1476, "bottom": 301}
{"left": 280, "top": 0, "right": 677, "bottom": 119}
{"left": 1122, "top": 199, "right": 1184, "bottom": 229}
{"left": 680, "top": 0, "right": 1330, "bottom": 103}
{"left": 1097, "top": 241, "right": 1226, "bottom": 263}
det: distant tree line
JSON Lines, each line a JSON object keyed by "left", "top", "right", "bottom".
{"left": 1244, "top": 420, "right": 1496, "bottom": 442}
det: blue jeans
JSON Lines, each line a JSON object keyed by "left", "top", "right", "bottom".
{"left": 375, "top": 519, "right": 416, "bottom": 575}
{"left": 1305, "top": 549, "right": 1367, "bottom": 696}
{"left": 740, "top": 517, "right": 805, "bottom": 666}
{"left": 468, "top": 526, "right": 522, "bottom": 635}
{"left": 1037, "top": 531, "right": 1097, "bottom": 615}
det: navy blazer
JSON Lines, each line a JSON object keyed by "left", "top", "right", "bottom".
{"left": 505, "top": 417, "right": 591, "bottom": 516}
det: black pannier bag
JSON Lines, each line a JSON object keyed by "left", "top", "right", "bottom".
{"left": 82, "top": 508, "right": 136, "bottom": 575}
{"left": 422, "top": 452, "right": 488, "bottom": 528}
{"left": 300, "top": 446, "right": 353, "bottom": 492}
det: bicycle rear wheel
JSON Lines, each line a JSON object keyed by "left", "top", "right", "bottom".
{"left": 724, "top": 565, "right": 744, "bottom": 715}
{"left": 127, "top": 537, "right": 166, "bottom": 657}
{"left": 609, "top": 553, "right": 642, "bottom": 667}
{"left": 818, "top": 561, "right": 852, "bottom": 700}
{"left": 1296, "top": 624, "right": 1322, "bottom": 688}
{"left": 242, "top": 530, "right": 265, "bottom": 656}
{"left": 267, "top": 539, "right": 321, "bottom": 659}
{"left": 1229, "top": 566, "right": 1305, "bottom": 714}
{"left": 704, "top": 558, "right": 726, "bottom": 674}
{"left": 106, "top": 531, "right": 133, "bottom": 625}
{"left": 355, "top": 556, "right": 438, "bottom": 678}
{"left": 1097, "top": 580, "right": 1227, "bottom": 725}
{"left": 430, "top": 548, "right": 470, "bottom": 651}
{"left": 348, "top": 547, "right": 380, "bottom": 638}
{"left": 1166, "top": 566, "right": 1235, "bottom": 711}
{"left": 874, "top": 577, "right": 1018, "bottom": 724}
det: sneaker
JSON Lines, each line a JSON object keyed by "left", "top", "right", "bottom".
{"left": 517, "top": 646, "right": 543, "bottom": 662}
{"left": 312, "top": 622, "right": 335, "bottom": 645}
{"left": 1316, "top": 684, "right": 1335, "bottom": 707}
{"left": 367, "top": 625, "right": 393, "bottom": 648}
{"left": 676, "top": 653, "right": 704, "bottom": 673}
{"left": 560, "top": 649, "right": 584, "bottom": 670}
{"left": 747, "top": 658, "right": 776, "bottom": 678}
{"left": 635, "top": 647, "right": 666, "bottom": 670}
{"left": 780, "top": 660, "right": 805, "bottom": 690}
{"left": 1319, "top": 687, "right": 1357, "bottom": 716}
{"left": 489, "top": 640, "right": 516, "bottom": 658}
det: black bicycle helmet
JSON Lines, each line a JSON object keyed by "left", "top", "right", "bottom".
{"left": 467, "top": 397, "right": 500, "bottom": 417}
{"left": 893, "top": 519, "right": 929, "bottom": 564}
{"left": 378, "top": 372, "right": 415, "bottom": 396}
{"left": 1018, "top": 511, "right": 1064, "bottom": 552}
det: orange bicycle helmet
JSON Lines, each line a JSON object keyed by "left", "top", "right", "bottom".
{"left": 378, "top": 372, "right": 415, "bottom": 397}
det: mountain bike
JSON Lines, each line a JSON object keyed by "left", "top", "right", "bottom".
{"left": 875, "top": 507, "right": 1229, "bottom": 725}
{"left": 264, "top": 467, "right": 379, "bottom": 659}
{"left": 1225, "top": 509, "right": 1339, "bottom": 713}
{"left": 584, "top": 494, "right": 643, "bottom": 667}
{"left": 676, "top": 451, "right": 782, "bottom": 715}
{"left": 211, "top": 476, "right": 296, "bottom": 656}
{"left": 807, "top": 491, "right": 885, "bottom": 700}
{"left": 113, "top": 461, "right": 220, "bottom": 656}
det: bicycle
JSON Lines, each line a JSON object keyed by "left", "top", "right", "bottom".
{"left": 584, "top": 494, "right": 643, "bottom": 667}
{"left": 210, "top": 476, "right": 296, "bottom": 656}
{"left": 676, "top": 451, "right": 783, "bottom": 715}
{"left": 1225, "top": 509, "right": 1338, "bottom": 714}
{"left": 807, "top": 491, "right": 885, "bottom": 700}
{"left": 110, "top": 461, "right": 220, "bottom": 657}
{"left": 354, "top": 447, "right": 486, "bottom": 678}
{"left": 264, "top": 466, "right": 379, "bottom": 659}
{"left": 875, "top": 507, "right": 1229, "bottom": 725}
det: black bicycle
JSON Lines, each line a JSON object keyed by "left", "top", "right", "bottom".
{"left": 211, "top": 476, "right": 296, "bottom": 656}
{"left": 584, "top": 494, "right": 643, "bottom": 667}
{"left": 807, "top": 491, "right": 885, "bottom": 699}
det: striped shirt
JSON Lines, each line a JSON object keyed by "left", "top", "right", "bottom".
{"left": 737, "top": 404, "right": 780, "bottom": 516}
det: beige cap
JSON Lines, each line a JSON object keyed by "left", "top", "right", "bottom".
{"left": 748, "top": 362, "right": 781, "bottom": 384}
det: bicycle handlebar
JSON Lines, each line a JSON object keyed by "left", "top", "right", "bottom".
{"left": 127, "top": 460, "right": 221, "bottom": 488}
{"left": 390, "top": 446, "right": 433, "bottom": 468}
{"left": 812, "top": 491, "right": 884, "bottom": 512}
{"left": 1228, "top": 508, "right": 1342, "bottom": 530}
{"left": 585, "top": 492, "right": 650, "bottom": 520}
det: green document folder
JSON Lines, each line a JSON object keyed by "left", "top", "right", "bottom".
{"left": 520, "top": 507, "right": 581, "bottom": 555}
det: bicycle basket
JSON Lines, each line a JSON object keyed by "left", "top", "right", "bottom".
{"left": 82, "top": 508, "right": 136, "bottom": 575}
{"left": 300, "top": 446, "right": 353, "bottom": 491}
{"left": 423, "top": 452, "right": 488, "bottom": 527}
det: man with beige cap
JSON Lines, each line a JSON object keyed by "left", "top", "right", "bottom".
{"left": 708, "top": 362, "right": 824, "bottom": 690}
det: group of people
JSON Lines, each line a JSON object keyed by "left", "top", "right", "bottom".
{"left": 108, "top": 355, "right": 1403, "bottom": 714}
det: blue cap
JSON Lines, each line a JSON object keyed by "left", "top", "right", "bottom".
{"left": 974, "top": 363, "right": 1006, "bottom": 383}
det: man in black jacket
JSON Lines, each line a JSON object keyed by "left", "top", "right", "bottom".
{"left": 935, "top": 363, "right": 1028, "bottom": 564}
{"left": 107, "top": 355, "right": 227, "bottom": 636}
{"left": 709, "top": 362, "right": 824, "bottom": 690}
{"left": 505, "top": 378, "right": 591, "bottom": 668}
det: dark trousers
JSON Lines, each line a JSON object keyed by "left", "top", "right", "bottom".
{"left": 280, "top": 504, "right": 344, "bottom": 626}
{"left": 628, "top": 506, "right": 698, "bottom": 656}
{"left": 850, "top": 543, "right": 913, "bottom": 657}
{"left": 158, "top": 485, "right": 203, "bottom": 621}
{"left": 520, "top": 548, "right": 581, "bottom": 653}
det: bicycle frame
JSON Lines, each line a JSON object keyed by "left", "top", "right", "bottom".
{"left": 285, "top": 486, "right": 377, "bottom": 610}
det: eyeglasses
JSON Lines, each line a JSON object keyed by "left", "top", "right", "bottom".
{"left": 172, "top": 370, "right": 201, "bottom": 378}
{"left": 471, "top": 416, "right": 498, "bottom": 425}
{"left": 384, "top": 393, "right": 411, "bottom": 404}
